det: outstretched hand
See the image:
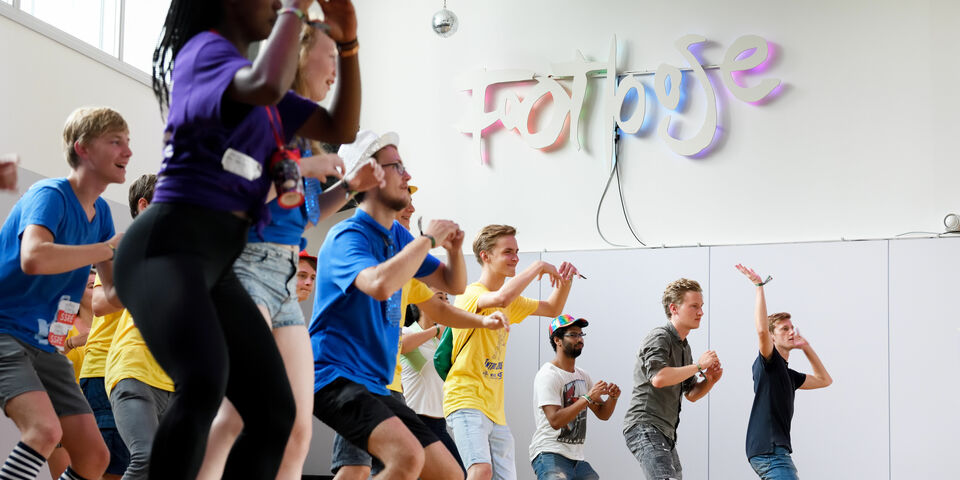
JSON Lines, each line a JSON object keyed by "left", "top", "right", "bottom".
{"left": 735, "top": 263, "right": 764, "bottom": 285}
{"left": 537, "top": 262, "right": 563, "bottom": 288}
{"left": 481, "top": 311, "right": 510, "bottom": 331}
{"left": 557, "top": 261, "right": 580, "bottom": 281}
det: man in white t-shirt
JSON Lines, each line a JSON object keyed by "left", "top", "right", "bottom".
{"left": 530, "top": 314, "right": 620, "bottom": 480}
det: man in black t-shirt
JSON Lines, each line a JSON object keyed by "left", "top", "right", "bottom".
{"left": 735, "top": 265, "right": 833, "bottom": 480}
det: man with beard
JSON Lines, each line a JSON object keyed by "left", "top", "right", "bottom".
{"left": 310, "top": 130, "right": 468, "bottom": 480}
{"left": 529, "top": 314, "right": 619, "bottom": 480}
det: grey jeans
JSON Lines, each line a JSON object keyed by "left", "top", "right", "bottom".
{"left": 110, "top": 378, "right": 173, "bottom": 480}
{"left": 624, "top": 423, "right": 682, "bottom": 480}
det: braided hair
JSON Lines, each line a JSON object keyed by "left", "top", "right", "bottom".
{"left": 151, "top": 0, "right": 224, "bottom": 113}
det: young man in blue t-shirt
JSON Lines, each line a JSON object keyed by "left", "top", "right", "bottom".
{"left": 736, "top": 265, "right": 833, "bottom": 480}
{"left": 0, "top": 107, "right": 128, "bottom": 480}
{"left": 311, "top": 130, "right": 469, "bottom": 480}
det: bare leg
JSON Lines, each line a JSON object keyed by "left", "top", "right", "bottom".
{"left": 366, "top": 417, "right": 423, "bottom": 480}
{"left": 272, "top": 324, "right": 314, "bottom": 480}
{"left": 59, "top": 413, "right": 110, "bottom": 479}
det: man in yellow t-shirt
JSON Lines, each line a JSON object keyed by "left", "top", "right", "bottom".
{"left": 444, "top": 224, "right": 580, "bottom": 480}
{"left": 100, "top": 173, "right": 173, "bottom": 480}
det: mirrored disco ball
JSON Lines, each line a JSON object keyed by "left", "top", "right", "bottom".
{"left": 432, "top": 8, "right": 458, "bottom": 37}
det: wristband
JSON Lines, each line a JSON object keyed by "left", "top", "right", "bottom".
{"left": 696, "top": 362, "right": 704, "bottom": 376}
{"left": 754, "top": 275, "right": 773, "bottom": 287}
{"left": 338, "top": 39, "right": 359, "bottom": 57}
{"left": 435, "top": 324, "right": 441, "bottom": 338}
{"left": 422, "top": 234, "right": 436, "bottom": 248}
{"left": 277, "top": 7, "right": 306, "bottom": 22}
{"left": 108, "top": 243, "right": 116, "bottom": 261}
{"left": 582, "top": 394, "right": 595, "bottom": 406}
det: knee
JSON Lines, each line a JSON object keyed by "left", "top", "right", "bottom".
{"left": 72, "top": 438, "right": 110, "bottom": 476}
{"left": 387, "top": 446, "right": 424, "bottom": 480}
{"left": 22, "top": 418, "right": 62, "bottom": 454}
{"left": 286, "top": 415, "right": 312, "bottom": 454}
{"left": 467, "top": 462, "right": 493, "bottom": 480}
{"left": 210, "top": 408, "right": 244, "bottom": 439}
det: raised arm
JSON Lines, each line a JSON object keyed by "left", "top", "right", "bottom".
{"left": 736, "top": 264, "right": 773, "bottom": 359}
{"left": 20, "top": 225, "right": 118, "bottom": 276}
{"left": 796, "top": 335, "right": 833, "bottom": 390}
{"left": 227, "top": 0, "right": 319, "bottom": 106}
{"left": 532, "top": 261, "right": 579, "bottom": 317}
{"left": 354, "top": 220, "right": 457, "bottom": 301}
{"left": 419, "top": 228, "right": 467, "bottom": 295}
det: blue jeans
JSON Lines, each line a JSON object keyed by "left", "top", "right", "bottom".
{"left": 624, "top": 423, "right": 682, "bottom": 480}
{"left": 531, "top": 452, "right": 599, "bottom": 480}
{"left": 447, "top": 408, "right": 516, "bottom": 479}
{"left": 749, "top": 446, "right": 799, "bottom": 480}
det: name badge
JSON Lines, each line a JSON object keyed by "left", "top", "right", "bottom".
{"left": 221, "top": 148, "right": 262, "bottom": 181}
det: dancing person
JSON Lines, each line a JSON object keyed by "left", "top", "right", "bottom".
{"left": 443, "top": 224, "right": 580, "bottom": 480}
{"left": 113, "top": 0, "right": 364, "bottom": 478}
{"left": 0, "top": 106, "right": 127, "bottom": 480}
{"left": 735, "top": 265, "right": 832, "bottom": 480}
{"left": 311, "top": 130, "right": 476, "bottom": 480}
{"left": 622, "top": 278, "right": 722, "bottom": 480}
{"left": 529, "top": 314, "right": 619, "bottom": 480}
{"left": 196, "top": 15, "right": 382, "bottom": 480}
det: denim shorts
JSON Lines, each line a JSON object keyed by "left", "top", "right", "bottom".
{"left": 0, "top": 334, "right": 91, "bottom": 417}
{"left": 624, "top": 422, "right": 682, "bottom": 480}
{"left": 532, "top": 452, "right": 599, "bottom": 480}
{"left": 233, "top": 242, "right": 305, "bottom": 328}
{"left": 446, "top": 408, "right": 516, "bottom": 479}
{"left": 749, "top": 446, "right": 799, "bottom": 480}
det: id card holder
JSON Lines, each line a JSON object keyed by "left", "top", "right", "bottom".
{"left": 222, "top": 148, "right": 262, "bottom": 181}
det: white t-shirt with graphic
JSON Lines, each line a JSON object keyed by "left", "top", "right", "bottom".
{"left": 529, "top": 362, "right": 593, "bottom": 462}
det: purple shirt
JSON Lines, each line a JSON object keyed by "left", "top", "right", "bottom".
{"left": 152, "top": 31, "right": 318, "bottom": 221}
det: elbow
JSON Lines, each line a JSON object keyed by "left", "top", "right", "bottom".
{"left": 650, "top": 377, "right": 666, "bottom": 389}
{"left": 547, "top": 419, "right": 564, "bottom": 430}
{"left": 368, "top": 281, "right": 395, "bottom": 302}
{"left": 330, "top": 128, "right": 357, "bottom": 145}
{"left": 20, "top": 255, "right": 43, "bottom": 275}
{"left": 822, "top": 377, "right": 833, "bottom": 388}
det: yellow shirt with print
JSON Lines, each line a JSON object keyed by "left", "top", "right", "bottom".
{"left": 79, "top": 275, "right": 122, "bottom": 379}
{"left": 104, "top": 309, "right": 174, "bottom": 397}
{"left": 442, "top": 282, "right": 538, "bottom": 424}
{"left": 386, "top": 279, "right": 435, "bottom": 393}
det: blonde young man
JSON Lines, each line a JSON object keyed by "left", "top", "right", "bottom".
{"left": 0, "top": 107, "right": 128, "bottom": 480}
{"left": 622, "top": 279, "right": 722, "bottom": 480}
{"left": 735, "top": 265, "right": 832, "bottom": 480}
{"left": 444, "top": 225, "right": 580, "bottom": 480}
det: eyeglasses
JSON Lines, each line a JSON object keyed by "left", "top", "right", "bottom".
{"left": 381, "top": 162, "right": 408, "bottom": 177}
{"left": 563, "top": 333, "right": 586, "bottom": 339}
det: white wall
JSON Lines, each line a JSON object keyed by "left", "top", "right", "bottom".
{"left": 353, "top": 0, "right": 960, "bottom": 250}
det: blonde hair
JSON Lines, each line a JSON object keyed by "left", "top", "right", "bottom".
{"left": 661, "top": 278, "right": 702, "bottom": 318}
{"left": 472, "top": 224, "right": 516, "bottom": 265}
{"left": 292, "top": 25, "right": 334, "bottom": 156}
{"left": 767, "top": 312, "right": 792, "bottom": 333}
{"left": 62, "top": 107, "right": 128, "bottom": 168}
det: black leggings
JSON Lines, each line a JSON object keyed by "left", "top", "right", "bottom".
{"left": 113, "top": 203, "right": 294, "bottom": 479}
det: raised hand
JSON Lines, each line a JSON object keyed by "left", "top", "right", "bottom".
{"left": 301, "top": 153, "right": 344, "bottom": 182}
{"left": 586, "top": 381, "right": 607, "bottom": 402}
{"left": 735, "top": 263, "right": 763, "bottom": 285}
{"left": 422, "top": 219, "right": 459, "bottom": 248}
{"left": 793, "top": 330, "right": 808, "bottom": 349}
{"left": 697, "top": 350, "right": 719, "bottom": 370}
{"left": 603, "top": 382, "right": 621, "bottom": 400}
{"left": 445, "top": 228, "right": 465, "bottom": 252}
{"left": 537, "top": 262, "right": 563, "bottom": 288}
{"left": 557, "top": 261, "right": 580, "bottom": 281}
{"left": 318, "top": 0, "right": 358, "bottom": 43}
{"left": 704, "top": 363, "right": 723, "bottom": 383}
{"left": 480, "top": 311, "right": 510, "bottom": 331}
{"left": 345, "top": 158, "right": 385, "bottom": 193}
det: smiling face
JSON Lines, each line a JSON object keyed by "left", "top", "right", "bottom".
{"left": 481, "top": 235, "right": 520, "bottom": 278}
{"left": 78, "top": 129, "right": 131, "bottom": 185}
{"left": 300, "top": 32, "right": 338, "bottom": 102}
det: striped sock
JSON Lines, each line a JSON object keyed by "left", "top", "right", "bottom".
{"left": 0, "top": 441, "right": 45, "bottom": 480}
{"left": 58, "top": 466, "right": 88, "bottom": 480}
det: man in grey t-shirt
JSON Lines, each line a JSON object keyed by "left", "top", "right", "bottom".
{"left": 623, "top": 278, "right": 723, "bottom": 479}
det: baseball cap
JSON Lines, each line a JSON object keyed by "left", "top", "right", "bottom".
{"left": 298, "top": 250, "right": 316, "bottom": 262}
{"left": 548, "top": 314, "right": 589, "bottom": 336}
{"left": 337, "top": 130, "right": 400, "bottom": 176}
